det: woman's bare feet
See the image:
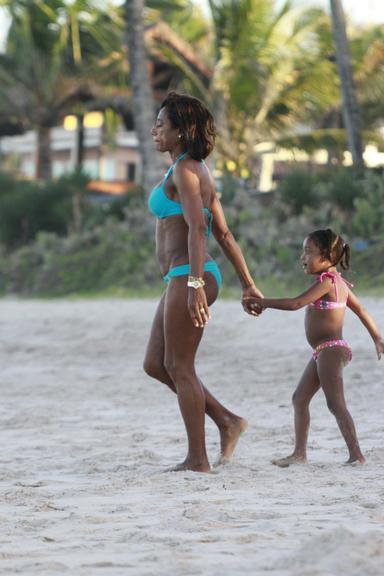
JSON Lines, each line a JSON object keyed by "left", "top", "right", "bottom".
{"left": 166, "top": 458, "right": 211, "bottom": 473}
{"left": 272, "top": 454, "right": 307, "bottom": 468}
{"left": 214, "top": 417, "right": 248, "bottom": 466}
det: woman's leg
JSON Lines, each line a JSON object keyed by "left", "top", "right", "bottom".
{"left": 273, "top": 358, "right": 320, "bottom": 467}
{"left": 317, "top": 348, "right": 365, "bottom": 464}
{"left": 162, "top": 276, "right": 210, "bottom": 471}
{"left": 143, "top": 281, "right": 247, "bottom": 464}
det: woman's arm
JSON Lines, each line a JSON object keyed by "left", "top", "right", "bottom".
{"left": 211, "top": 194, "right": 263, "bottom": 304}
{"left": 173, "top": 161, "right": 210, "bottom": 327}
{"left": 347, "top": 289, "right": 384, "bottom": 359}
{"left": 174, "top": 162, "right": 207, "bottom": 278}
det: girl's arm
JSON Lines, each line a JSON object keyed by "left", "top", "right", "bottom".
{"left": 346, "top": 289, "right": 384, "bottom": 359}
{"left": 210, "top": 193, "right": 263, "bottom": 302}
{"left": 246, "top": 279, "right": 334, "bottom": 311}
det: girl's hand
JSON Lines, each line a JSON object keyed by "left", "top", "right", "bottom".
{"left": 188, "top": 287, "right": 210, "bottom": 328}
{"left": 242, "top": 284, "right": 264, "bottom": 316}
{"left": 375, "top": 338, "right": 384, "bottom": 360}
{"left": 243, "top": 297, "right": 265, "bottom": 316}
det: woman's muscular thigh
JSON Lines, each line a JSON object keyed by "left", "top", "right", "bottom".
{"left": 163, "top": 278, "right": 205, "bottom": 373}
{"left": 143, "top": 293, "right": 167, "bottom": 379}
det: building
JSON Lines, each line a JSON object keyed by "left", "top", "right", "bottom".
{"left": 0, "top": 117, "right": 139, "bottom": 195}
{"left": 0, "top": 21, "right": 212, "bottom": 196}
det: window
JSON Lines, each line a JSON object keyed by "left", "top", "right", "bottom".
{"left": 83, "top": 159, "right": 99, "bottom": 179}
{"left": 127, "top": 163, "right": 136, "bottom": 182}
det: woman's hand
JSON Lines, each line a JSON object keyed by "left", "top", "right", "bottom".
{"left": 188, "top": 287, "right": 211, "bottom": 328}
{"left": 243, "top": 296, "right": 265, "bottom": 316}
{"left": 242, "top": 284, "right": 264, "bottom": 316}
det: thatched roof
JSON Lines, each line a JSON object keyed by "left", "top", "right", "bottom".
{"left": 0, "top": 22, "right": 212, "bottom": 137}
{"left": 0, "top": 117, "right": 25, "bottom": 137}
{"left": 145, "top": 21, "right": 212, "bottom": 94}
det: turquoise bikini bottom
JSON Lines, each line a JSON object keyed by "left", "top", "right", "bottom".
{"left": 163, "top": 260, "right": 222, "bottom": 289}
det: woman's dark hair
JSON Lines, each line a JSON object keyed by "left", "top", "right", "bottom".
{"left": 160, "top": 91, "right": 216, "bottom": 160}
{"left": 308, "top": 228, "right": 351, "bottom": 270}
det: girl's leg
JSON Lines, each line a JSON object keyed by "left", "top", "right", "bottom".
{"left": 143, "top": 278, "right": 246, "bottom": 469}
{"left": 317, "top": 348, "right": 365, "bottom": 464}
{"left": 273, "top": 358, "right": 320, "bottom": 467}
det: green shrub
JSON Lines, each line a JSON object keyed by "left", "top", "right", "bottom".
{"left": 276, "top": 169, "right": 317, "bottom": 214}
{"left": 351, "top": 172, "right": 384, "bottom": 238}
{"left": 0, "top": 168, "right": 383, "bottom": 296}
{"left": 0, "top": 214, "right": 159, "bottom": 296}
{"left": 0, "top": 172, "right": 86, "bottom": 249}
{"left": 315, "top": 167, "right": 363, "bottom": 211}
{"left": 83, "top": 186, "right": 144, "bottom": 229}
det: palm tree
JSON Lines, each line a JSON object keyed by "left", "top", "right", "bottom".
{"left": 0, "top": 11, "right": 80, "bottom": 179}
{"left": 277, "top": 22, "right": 384, "bottom": 162}
{"left": 203, "top": 0, "right": 341, "bottom": 178}
{"left": 330, "top": 0, "right": 364, "bottom": 171}
{"left": 349, "top": 24, "right": 384, "bottom": 133}
{"left": 0, "top": 0, "right": 121, "bottom": 179}
{"left": 144, "top": 0, "right": 383, "bottom": 178}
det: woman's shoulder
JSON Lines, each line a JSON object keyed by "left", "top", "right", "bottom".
{"left": 177, "top": 155, "right": 204, "bottom": 168}
{"left": 174, "top": 155, "right": 210, "bottom": 179}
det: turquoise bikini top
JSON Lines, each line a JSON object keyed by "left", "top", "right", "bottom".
{"left": 148, "top": 152, "right": 212, "bottom": 236}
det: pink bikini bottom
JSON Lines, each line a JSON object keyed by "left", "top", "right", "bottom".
{"left": 312, "top": 339, "right": 352, "bottom": 362}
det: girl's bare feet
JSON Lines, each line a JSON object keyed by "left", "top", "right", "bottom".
{"left": 272, "top": 454, "right": 307, "bottom": 468}
{"left": 214, "top": 417, "right": 248, "bottom": 466}
{"left": 345, "top": 455, "right": 366, "bottom": 465}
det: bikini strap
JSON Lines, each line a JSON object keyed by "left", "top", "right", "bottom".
{"left": 318, "top": 271, "right": 339, "bottom": 302}
{"left": 174, "top": 152, "right": 188, "bottom": 166}
{"left": 341, "top": 276, "right": 354, "bottom": 288}
{"left": 164, "top": 152, "right": 188, "bottom": 183}
{"left": 318, "top": 271, "right": 353, "bottom": 301}
{"left": 318, "top": 271, "right": 337, "bottom": 284}
{"left": 163, "top": 165, "right": 174, "bottom": 184}
{"left": 203, "top": 208, "right": 213, "bottom": 236}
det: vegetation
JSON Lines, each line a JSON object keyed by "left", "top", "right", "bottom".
{"left": 0, "top": 0, "right": 124, "bottom": 178}
{"left": 0, "top": 1, "right": 383, "bottom": 297}
{"left": 0, "top": 167, "right": 383, "bottom": 297}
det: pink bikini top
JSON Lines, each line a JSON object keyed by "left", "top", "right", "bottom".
{"left": 310, "top": 271, "right": 353, "bottom": 310}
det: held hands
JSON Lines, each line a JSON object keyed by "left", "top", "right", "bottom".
{"left": 242, "top": 285, "right": 264, "bottom": 317}
{"left": 188, "top": 287, "right": 211, "bottom": 328}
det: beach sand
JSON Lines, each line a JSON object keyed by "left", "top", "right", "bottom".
{"left": 0, "top": 297, "right": 383, "bottom": 575}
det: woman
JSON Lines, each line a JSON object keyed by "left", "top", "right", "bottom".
{"left": 143, "top": 92, "right": 262, "bottom": 473}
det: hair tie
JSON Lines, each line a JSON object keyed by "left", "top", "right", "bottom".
{"left": 331, "top": 234, "right": 339, "bottom": 250}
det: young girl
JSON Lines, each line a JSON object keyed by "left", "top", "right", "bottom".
{"left": 244, "top": 228, "right": 384, "bottom": 466}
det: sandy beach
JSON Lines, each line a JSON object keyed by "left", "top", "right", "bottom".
{"left": 1, "top": 297, "right": 383, "bottom": 576}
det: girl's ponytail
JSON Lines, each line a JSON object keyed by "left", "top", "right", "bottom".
{"left": 339, "top": 242, "right": 351, "bottom": 270}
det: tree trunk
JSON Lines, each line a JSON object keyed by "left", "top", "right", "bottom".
{"left": 75, "top": 113, "right": 85, "bottom": 169}
{"left": 125, "top": 0, "right": 163, "bottom": 195}
{"left": 330, "top": 0, "right": 364, "bottom": 172}
{"left": 36, "top": 125, "right": 52, "bottom": 180}
{"left": 72, "top": 191, "right": 83, "bottom": 233}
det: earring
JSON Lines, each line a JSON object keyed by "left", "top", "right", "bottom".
{"left": 178, "top": 134, "right": 182, "bottom": 139}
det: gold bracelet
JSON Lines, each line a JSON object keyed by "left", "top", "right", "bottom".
{"left": 187, "top": 276, "right": 205, "bottom": 289}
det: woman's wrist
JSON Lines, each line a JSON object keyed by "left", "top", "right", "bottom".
{"left": 188, "top": 276, "right": 205, "bottom": 289}
{"left": 242, "top": 281, "right": 256, "bottom": 290}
